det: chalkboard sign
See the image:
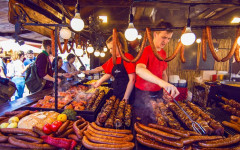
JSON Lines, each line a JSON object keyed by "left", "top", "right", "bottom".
{"left": 181, "top": 43, "right": 198, "bottom": 70}
{"left": 198, "top": 43, "right": 217, "bottom": 70}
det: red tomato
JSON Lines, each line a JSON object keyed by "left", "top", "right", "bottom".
{"left": 50, "top": 121, "right": 62, "bottom": 132}
{"left": 43, "top": 123, "right": 52, "bottom": 134}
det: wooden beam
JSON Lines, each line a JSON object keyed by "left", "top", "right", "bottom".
{"left": 134, "top": 7, "right": 145, "bottom": 20}
{"left": 210, "top": 8, "right": 236, "bottom": 19}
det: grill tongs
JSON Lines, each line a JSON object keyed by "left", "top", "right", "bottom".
{"left": 163, "top": 89, "right": 207, "bottom": 135}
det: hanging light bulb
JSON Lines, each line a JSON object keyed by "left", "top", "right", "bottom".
{"left": 181, "top": 27, "right": 196, "bottom": 45}
{"left": 124, "top": 10, "right": 138, "bottom": 41}
{"left": 70, "top": 2, "right": 84, "bottom": 31}
{"left": 60, "top": 27, "right": 71, "bottom": 39}
{"left": 76, "top": 45, "right": 83, "bottom": 56}
{"left": 87, "top": 44, "right": 94, "bottom": 53}
{"left": 237, "top": 36, "right": 240, "bottom": 45}
{"left": 196, "top": 38, "right": 201, "bottom": 43}
{"left": 180, "top": 6, "right": 196, "bottom": 46}
{"left": 60, "top": 15, "right": 71, "bottom": 39}
{"left": 94, "top": 50, "right": 100, "bottom": 57}
{"left": 100, "top": 52, "right": 105, "bottom": 57}
{"left": 103, "top": 47, "right": 107, "bottom": 52}
{"left": 137, "top": 34, "right": 142, "bottom": 40}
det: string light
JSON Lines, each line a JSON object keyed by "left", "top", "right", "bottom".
{"left": 76, "top": 45, "right": 83, "bottom": 56}
{"left": 196, "top": 38, "right": 201, "bottom": 43}
{"left": 103, "top": 47, "right": 107, "bottom": 52}
{"left": 94, "top": 50, "right": 100, "bottom": 57}
{"left": 237, "top": 36, "right": 240, "bottom": 45}
{"left": 70, "top": 2, "right": 84, "bottom": 32}
{"left": 100, "top": 52, "right": 105, "bottom": 57}
{"left": 87, "top": 44, "right": 94, "bottom": 53}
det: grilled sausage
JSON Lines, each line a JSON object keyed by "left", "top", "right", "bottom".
{"left": 86, "top": 129, "right": 133, "bottom": 142}
{"left": 0, "top": 135, "right": 8, "bottom": 142}
{"left": 148, "top": 123, "right": 190, "bottom": 138}
{"left": 12, "top": 135, "right": 43, "bottom": 144}
{"left": 206, "top": 26, "right": 221, "bottom": 62}
{"left": 202, "top": 28, "right": 207, "bottom": 61}
{"left": 137, "top": 123, "right": 181, "bottom": 140}
{"left": 134, "top": 123, "right": 183, "bottom": 148}
{"left": 56, "top": 120, "right": 70, "bottom": 135}
{"left": 222, "top": 121, "right": 240, "bottom": 132}
{"left": 51, "top": 30, "right": 55, "bottom": 56}
{"left": 222, "top": 27, "right": 240, "bottom": 62}
{"left": 0, "top": 128, "right": 38, "bottom": 137}
{"left": 180, "top": 43, "right": 186, "bottom": 63}
{"left": 88, "top": 125, "right": 127, "bottom": 138}
{"left": 198, "top": 134, "right": 240, "bottom": 148}
{"left": 182, "top": 135, "right": 223, "bottom": 145}
{"left": 84, "top": 131, "right": 131, "bottom": 145}
{"left": 32, "top": 126, "right": 46, "bottom": 136}
{"left": 165, "top": 27, "right": 186, "bottom": 62}
{"left": 91, "top": 122, "right": 131, "bottom": 134}
{"left": 8, "top": 137, "right": 55, "bottom": 149}
{"left": 82, "top": 136, "right": 135, "bottom": 150}
{"left": 136, "top": 134, "right": 179, "bottom": 150}
{"left": 68, "top": 134, "right": 80, "bottom": 142}
{"left": 146, "top": 27, "right": 164, "bottom": 61}
{"left": 235, "top": 45, "right": 240, "bottom": 62}
{"left": 0, "top": 143, "right": 19, "bottom": 148}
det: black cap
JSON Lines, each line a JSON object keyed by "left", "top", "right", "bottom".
{"left": 27, "top": 50, "right": 34, "bottom": 54}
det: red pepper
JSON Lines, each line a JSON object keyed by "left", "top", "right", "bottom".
{"left": 41, "top": 136, "right": 77, "bottom": 150}
{"left": 50, "top": 120, "right": 62, "bottom": 132}
{"left": 43, "top": 123, "right": 52, "bottom": 134}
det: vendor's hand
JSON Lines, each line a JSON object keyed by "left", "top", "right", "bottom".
{"left": 82, "top": 70, "right": 90, "bottom": 75}
{"left": 57, "top": 78, "right": 61, "bottom": 84}
{"left": 63, "top": 73, "right": 72, "bottom": 78}
{"left": 91, "top": 81, "right": 101, "bottom": 88}
{"left": 161, "top": 82, "right": 179, "bottom": 98}
{"left": 123, "top": 98, "right": 128, "bottom": 103}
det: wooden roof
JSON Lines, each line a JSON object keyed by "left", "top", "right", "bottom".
{"left": 1, "top": 0, "right": 240, "bottom": 43}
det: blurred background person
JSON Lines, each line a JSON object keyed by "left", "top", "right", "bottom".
{"left": 11, "top": 50, "right": 29, "bottom": 100}
{"left": 62, "top": 53, "right": 81, "bottom": 81}
{"left": 52, "top": 56, "right": 72, "bottom": 81}
{"left": 23, "top": 49, "right": 36, "bottom": 66}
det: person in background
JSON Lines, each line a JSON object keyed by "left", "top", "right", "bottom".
{"left": 52, "top": 56, "right": 72, "bottom": 80}
{"left": 11, "top": 51, "right": 29, "bottom": 100}
{"left": 92, "top": 32, "right": 136, "bottom": 103}
{"left": 23, "top": 50, "right": 36, "bottom": 66}
{"left": 134, "top": 21, "right": 179, "bottom": 124}
{"left": 62, "top": 53, "right": 81, "bottom": 81}
{"left": 0, "top": 47, "right": 7, "bottom": 78}
{"left": 36, "top": 40, "right": 60, "bottom": 90}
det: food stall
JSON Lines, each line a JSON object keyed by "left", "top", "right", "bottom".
{"left": 1, "top": 0, "right": 240, "bottom": 149}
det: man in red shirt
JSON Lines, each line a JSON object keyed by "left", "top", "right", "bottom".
{"left": 134, "top": 21, "right": 179, "bottom": 124}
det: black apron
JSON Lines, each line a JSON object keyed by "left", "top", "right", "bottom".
{"left": 111, "top": 59, "right": 129, "bottom": 100}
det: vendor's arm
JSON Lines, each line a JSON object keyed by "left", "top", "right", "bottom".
{"left": 83, "top": 66, "right": 104, "bottom": 75}
{"left": 162, "top": 70, "right": 168, "bottom": 82}
{"left": 43, "top": 74, "right": 61, "bottom": 84}
{"left": 136, "top": 63, "right": 179, "bottom": 97}
{"left": 92, "top": 74, "right": 111, "bottom": 88}
{"left": 123, "top": 73, "right": 135, "bottom": 103}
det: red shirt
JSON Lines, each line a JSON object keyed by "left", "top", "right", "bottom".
{"left": 135, "top": 45, "right": 167, "bottom": 91}
{"left": 102, "top": 53, "right": 135, "bottom": 75}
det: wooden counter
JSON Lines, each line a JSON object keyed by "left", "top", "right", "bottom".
{"left": 0, "top": 88, "right": 53, "bottom": 116}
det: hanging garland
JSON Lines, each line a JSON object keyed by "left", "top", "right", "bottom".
{"left": 235, "top": 45, "right": 240, "bottom": 62}
{"left": 206, "top": 26, "right": 240, "bottom": 62}
{"left": 221, "top": 27, "right": 240, "bottom": 62}
{"left": 202, "top": 28, "right": 207, "bottom": 61}
{"left": 165, "top": 27, "right": 186, "bottom": 62}
{"left": 51, "top": 30, "right": 55, "bottom": 56}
